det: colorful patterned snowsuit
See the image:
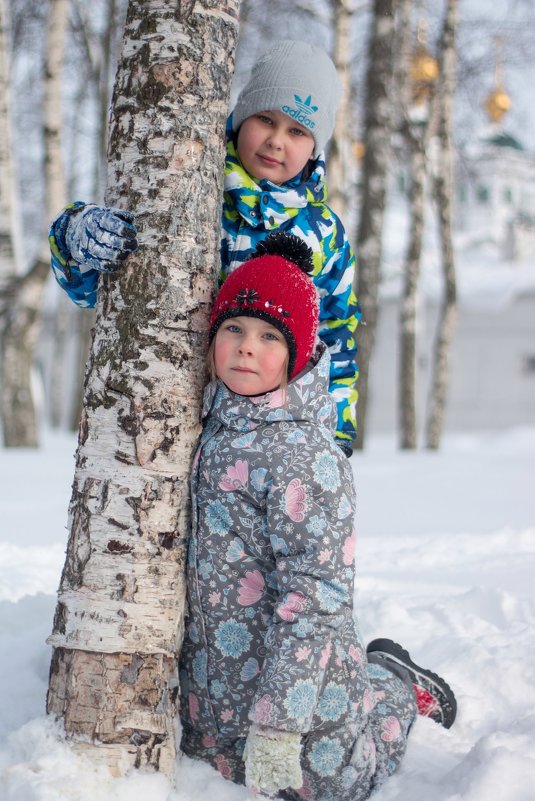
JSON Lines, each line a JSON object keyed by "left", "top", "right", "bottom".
{"left": 180, "top": 345, "right": 416, "bottom": 800}
{"left": 221, "top": 121, "right": 360, "bottom": 450}
{"left": 48, "top": 121, "right": 360, "bottom": 449}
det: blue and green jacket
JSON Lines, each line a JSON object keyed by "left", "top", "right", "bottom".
{"left": 49, "top": 123, "right": 360, "bottom": 447}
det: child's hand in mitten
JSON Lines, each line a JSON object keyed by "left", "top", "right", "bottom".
{"left": 243, "top": 724, "right": 303, "bottom": 797}
{"left": 65, "top": 204, "right": 138, "bottom": 273}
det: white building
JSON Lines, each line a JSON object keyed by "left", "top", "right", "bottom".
{"left": 455, "top": 131, "right": 535, "bottom": 260}
{"left": 367, "top": 115, "right": 535, "bottom": 436}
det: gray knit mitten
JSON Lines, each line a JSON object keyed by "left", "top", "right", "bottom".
{"left": 243, "top": 725, "right": 303, "bottom": 797}
{"left": 65, "top": 204, "right": 137, "bottom": 273}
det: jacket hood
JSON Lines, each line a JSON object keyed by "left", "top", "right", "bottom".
{"left": 202, "top": 342, "right": 337, "bottom": 435}
{"left": 224, "top": 114, "right": 328, "bottom": 233}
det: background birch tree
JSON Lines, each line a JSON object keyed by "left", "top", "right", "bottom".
{"left": 1, "top": 0, "right": 69, "bottom": 446}
{"left": 354, "top": 0, "right": 396, "bottom": 448}
{"left": 46, "top": 0, "right": 240, "bottom": 778}
{"left": 65, "top": 0, "right": 126, "bottom": 432}
{"left": 0, "top": 0, "right": 17, "bottom": 326}
{"left": 328, "top": 0, "right": 358, "bottom": 227}
{"left": 425, "top": 0, "right": 458, "bottom": 449}
{"left": 398, "top": 3, "right": 440, "bottom": 449}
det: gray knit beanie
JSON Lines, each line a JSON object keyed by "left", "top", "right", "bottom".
{"left": 232, "top": 40, "right": 342, "bottom": 159}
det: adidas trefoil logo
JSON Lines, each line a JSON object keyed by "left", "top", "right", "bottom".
{"left": 295, "top": 95, "right": 318, "bottom": 115}
{"left": 281, "top": 94, "right": 318, "bottom": 130}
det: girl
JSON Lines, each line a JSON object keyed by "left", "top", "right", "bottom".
{"left": 178, "top": 232, "right": 456, "bottom": 800}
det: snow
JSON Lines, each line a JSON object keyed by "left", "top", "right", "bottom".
{"left": 1, "top": 428, "right": 534, "bottom": 801}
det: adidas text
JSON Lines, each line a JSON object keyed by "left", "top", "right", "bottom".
{"left": 282, "top": 106, "right": 316, "bottom": 129}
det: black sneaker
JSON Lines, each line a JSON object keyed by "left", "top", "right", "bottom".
{"left": 366, "top": 638, "right": 457, "bottom": 729}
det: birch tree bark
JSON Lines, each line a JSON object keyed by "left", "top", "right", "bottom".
{"left": 1, "top": 0, "right": 69, "bottom": 446}
{"left": 0, "top": 0, "right": 17, "bottom": 372}
{"left": 399, "top": 140, "right": 426, "bottom": 449}
{"left": 47, "top": 0, "right": 240, "bottom": 778}
{"left": 354, "top": 0, "right": 396, "bottom": 448}
{"left": 0, "top": 0, "right": 20, "bottom": 443}
{"left": 50, "top": 0, "right": 117, "bottom": 429}
{"left": 328, "top": 0, "right": 355, "bottom": 227}
{"left": 425, "top": 0, "right": 458, "bottom": 449}
{"left": 398, "top": 0, "right": 440, "bottom": 450}
{"left": 0, "top": 0, "right": 16, "bottom": 291}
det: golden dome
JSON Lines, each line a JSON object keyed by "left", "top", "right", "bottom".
{"left": 485, "top": 37, "right": 511, "bottom": 123}
{"left": 411, "top": 46, "right": 440, "bottom": 85}
{"left": 484, "top": 87, "right": 512, "bottom": 123}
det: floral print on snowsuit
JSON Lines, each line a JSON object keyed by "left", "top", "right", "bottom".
{"left": 179, "top": 344, "right": 416, "bottom": 801}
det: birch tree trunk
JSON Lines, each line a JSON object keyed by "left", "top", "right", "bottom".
{"left": 0, "top": 0, "right": 16, "bottom": 291}
{"left": 328, "top": 0, "right": 355, "bottom": 227}
{"left": 1, "top": 0, "right": 69, "bottom": 446}
{"left": 51, "top": 0, "right": 117, "bottom": 429}
{"left": 398, "top": 0, "right": 440, "bottom": 450}
{"left": 47, "top": 0, "right": 240, "bottom": 778}
{"left": 426, "top": 0, "right": 458, "bottom": 449}
{"left": 0, "top": 0, "right": 20, "bottom": 444}
{"left": 354, "top": 0, "right": 396, "bottom": 448}
{"left": 65, "top": 0, "right": 124, "bottom": 432}
{"left": 69, "top": 306, "right": 96, "bottom": 432}
{"left": 399, "top": 141, "right": 425, "bottom": 449}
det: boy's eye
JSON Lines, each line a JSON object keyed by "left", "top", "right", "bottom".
{"left": 291, "top": 127, "right": 305, "bottom": 136}
{"left": 257, "top": 114, "right": 272, "bottom": 124}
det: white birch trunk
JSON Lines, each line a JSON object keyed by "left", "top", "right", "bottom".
{"left": 51, "top": 0, "right": 123, "bottom": 428}
{"left": 69, "top": 303, "right": 96, "bottom": 432}
{"left": 43, "top": 0, "right": 69, "bottom": 234}
{"left": 399, "top": 141, "right": 425, "bottom": 449}
{"left": 0, "top": 0, "right": 20, "bottom": 445}
{"left": 1, "top": 0, "right": 69, "bottom": 446}
{"left": 426, "top": 0, "right": 458, "bottom": 449}
{"left": 0, "top": 0, "right": 16, "bottom": 290}
{"left": 47, "top": 0, "right": 240, "bottom": 777}
{"left": 398, "top": 4, "right": 440, "bottom": 451}
{"left": 328, "top": 0, "right": 355, "bottom": 227}
{"left": 354, "top": 0, "right": 396, "bottom": 448}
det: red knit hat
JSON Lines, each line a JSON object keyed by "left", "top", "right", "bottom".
{"left": 209, "top": 233, "right": 319, "bottom": 379}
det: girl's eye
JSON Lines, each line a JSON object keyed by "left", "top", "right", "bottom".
{"left": 263, "top": 332, "right": 280, "bottom": 341}
{"left": 226, "top": 324, "right": 241, "bottom": 333}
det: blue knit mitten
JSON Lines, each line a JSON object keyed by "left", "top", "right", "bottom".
{"left": 65, "top": 204, "right": 137, "bottom": 273}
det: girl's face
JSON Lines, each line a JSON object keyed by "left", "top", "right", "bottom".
{"left": 236, "top": 110, "right": 315, "bottom": 185}
{"left": 214, "top": 316, "right": 289, "bottom": 396}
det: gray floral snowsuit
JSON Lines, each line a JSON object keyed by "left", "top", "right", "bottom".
{"left": 179, "top": 345, "right": 416, "bottom": 800}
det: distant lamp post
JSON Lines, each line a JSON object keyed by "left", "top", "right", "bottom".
{"left": 484, "top": 37, "right": 511, "bottom": 124}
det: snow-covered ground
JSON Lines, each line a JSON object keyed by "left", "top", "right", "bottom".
{"left": 1, "top": 428, "right": 534, "bottom": 801}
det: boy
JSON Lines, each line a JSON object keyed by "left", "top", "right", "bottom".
{"left": 49, "top": 40, "right": 360, "bottom": 454}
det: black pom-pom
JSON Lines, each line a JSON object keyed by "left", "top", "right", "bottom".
{"left": 251, "top": 232, "right": 314, "bottom": 275}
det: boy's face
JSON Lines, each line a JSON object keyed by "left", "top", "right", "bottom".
{"left": 236, "top": 110, "right": 315, "bottom": 185}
